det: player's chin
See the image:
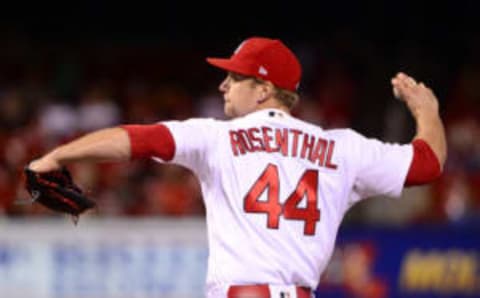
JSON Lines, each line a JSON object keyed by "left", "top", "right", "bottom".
{"left": 224, "top": 103, "right": 235, "bottom": 118}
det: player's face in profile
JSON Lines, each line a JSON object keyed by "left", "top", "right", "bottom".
{"left": 219, "top": 72, "right": 264, "bottom": 118}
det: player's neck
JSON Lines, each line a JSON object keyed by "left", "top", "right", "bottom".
{"left": 256, "top": 100, "right": 291, "bottom": 114}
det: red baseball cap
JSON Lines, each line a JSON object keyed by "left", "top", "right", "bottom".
{"left": 206, "top": 37, "right": 302, "bottom": 92}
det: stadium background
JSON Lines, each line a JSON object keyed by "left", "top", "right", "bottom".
{"left": 0, "top": 2, "right": 479, "bottom": 297}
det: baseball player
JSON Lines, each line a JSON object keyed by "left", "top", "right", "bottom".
{"left": 27, "top": 36, "right": 447, "bottom": 298}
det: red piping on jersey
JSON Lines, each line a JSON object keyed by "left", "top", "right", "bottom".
{"left": 405, "top": 139, "right": 441, "bottom": 186}
{"left": 120, "top": 124, "right": 175, "bottom": 161}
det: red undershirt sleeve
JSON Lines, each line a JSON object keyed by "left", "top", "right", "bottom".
{"left": 120, "top": 124, "right": 175, "bottom": 161}
{"left": 405, "top": 139, "right": 442, "bottom": 186}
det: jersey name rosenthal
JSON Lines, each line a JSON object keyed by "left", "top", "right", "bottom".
{"left": 229, "top": 127, "right": 338, "bottom": 169}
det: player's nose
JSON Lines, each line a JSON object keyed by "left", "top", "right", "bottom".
{"left": 219, "top": 76, "right": 229, "bottom": 92}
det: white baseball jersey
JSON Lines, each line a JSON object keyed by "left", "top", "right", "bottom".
{"left": 155, "top": 108, "right": 413, "bottom": 298}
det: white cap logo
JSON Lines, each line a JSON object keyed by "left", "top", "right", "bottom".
{"left": 259, "top": 66, "right": 268, "bottom": 76}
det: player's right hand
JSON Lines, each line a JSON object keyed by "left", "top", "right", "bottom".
{"left": 391, "top": 72, "right": 439, "bottom": 120}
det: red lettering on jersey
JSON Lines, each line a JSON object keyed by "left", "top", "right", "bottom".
{"left": 311, "top": 138, "right": 327, "bottom": 166}
{"left": 229, "top": 130, "right": 245, "bottom": 156}
{"left": 239, "top": 129, "right": 254, "bottom": 152}
{"left": 275, "top": 128, "right": 289, "bottom": 156}
{"left": 290, "top": 129, "right": 302, "bottom": 157}
{"left": 248, "top": 128, "right": 264, "bottom": 152}
{"left": 301, "top": 133, "right": 315, "bottom": 159}
{"left": 230, "top": 127, "right": 339, "bottom": 170}
{"left": 261, "top": 127, "right": 274, "bottom": 152}
{"left": 325, "top": 140, "right": 338, "bottom": 169}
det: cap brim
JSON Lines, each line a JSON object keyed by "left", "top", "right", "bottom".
{"left": 206, "top": 58, "right": 252, "bottom": 77}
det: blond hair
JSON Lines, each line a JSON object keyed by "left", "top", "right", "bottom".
{"left": 250, "top": 77, "right": 299, "bottom": 110}
{"left": 230, "top": 72, "right": 300, "bottom": 110}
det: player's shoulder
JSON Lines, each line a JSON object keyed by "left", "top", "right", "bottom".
{"left": 161, "top": 117, "right": 231, "bottom": 140}
{"left": 324, "top": 127, "right": 364, "bottom": 140}
{"left": 323, "top": 128, "right": 384, "bottom": 151}
{"left": 290, "top": 116, "right": 360, "bottom": 140}
{"left": 164, "top": 117, "right": 227, "bottom": 128}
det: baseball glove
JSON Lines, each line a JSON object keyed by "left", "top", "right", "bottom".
{"left": 24, "top": 166, "right": 96, "bottom": 223}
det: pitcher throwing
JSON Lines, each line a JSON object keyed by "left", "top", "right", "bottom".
{"left": 26, "top": 37, "right": 447, "bottom": 298}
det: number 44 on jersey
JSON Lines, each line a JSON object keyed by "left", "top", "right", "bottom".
{"left": 243, "top": 163, "right": 320, "bottom": 236}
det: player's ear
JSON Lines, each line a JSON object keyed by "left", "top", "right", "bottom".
{"left": 256, "top": 81, "right": 275, "bottom": 104}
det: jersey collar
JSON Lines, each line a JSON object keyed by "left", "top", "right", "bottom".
{"left": 246, "top": 108, "right": 291, "bottom": 120}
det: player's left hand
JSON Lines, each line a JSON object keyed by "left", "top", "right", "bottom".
{"left": 23, "top": 166, "right": 96, "bottom": 224}
{"left": 28, "top": 155, "right": 63, "bottom": 173}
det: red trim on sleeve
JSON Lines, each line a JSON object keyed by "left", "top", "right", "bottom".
{"left": 405, "top": 139, "right": 442, "bottom": 186}
{"left": 120, "top": 124, "right": 175, "bottom": 161}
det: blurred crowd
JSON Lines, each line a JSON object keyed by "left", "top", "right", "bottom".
{"left": 0, "top": 34, "right": 479, "bottom": 226}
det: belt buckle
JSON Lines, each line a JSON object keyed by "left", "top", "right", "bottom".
{"left": 268, "top": 285, "right": 298, "bottom": 298}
